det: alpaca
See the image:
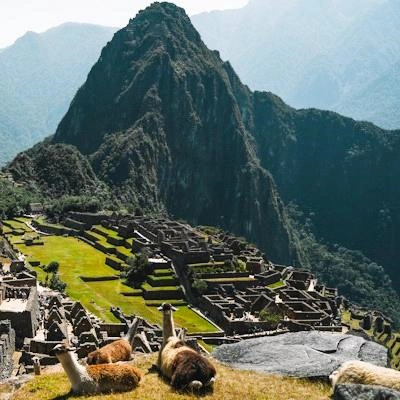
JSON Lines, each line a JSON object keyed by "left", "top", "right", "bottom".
{"left": 330, "top": 360, "right": 400, "bottom": 392}
{"left": 87, "top": 317, "right": 142, "bottom": 365}
{"left": 53, "top": 344, "right": 142, "bottom": 395}
{"left": 158, "top": 303, "right": 178, "bottom": 346}
{"left": 157, "top": 303, "right": 216, "bottom": 391}
{"left": 178, "top": 327, "right": 188, "bottom": 341}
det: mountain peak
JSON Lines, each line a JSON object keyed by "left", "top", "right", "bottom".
{"left": 125, "top": 1, "right": 202, "bottom": 47}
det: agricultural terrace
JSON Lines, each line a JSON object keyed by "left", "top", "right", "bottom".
{"left": 3, "top": 219, "right": 217, "bottom": 333}
{"left": 342, "top": 309, "right": 400, "bottom": 369}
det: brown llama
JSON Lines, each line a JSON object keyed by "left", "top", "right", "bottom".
{"left": 157, "top": 303, "right": 216, "bottom": 391}
{"left": 87, "top": 317, "right": 142, "bottom": 365}
{"left": 53, "top": 344, "right": 142, "bottom": 395}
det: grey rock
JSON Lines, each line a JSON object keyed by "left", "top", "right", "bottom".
{"left": 213, "top": 332, "right": 388, "bottom": 378}
{"left": 334, "top": 384, "right": 400, "bottom": 400}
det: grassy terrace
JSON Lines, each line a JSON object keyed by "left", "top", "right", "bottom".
{"left": 35, "top": 216, "right": 66, "bottom": 229}
{"left": 267, "top": 280, "right": 286, "bottom": 290}
{"left": 3, "top": 218, "right": 31, "bottom": 231}
{"left": 342, "top": 309, "right": 400, "bottom": 369}
{"left": 93, "top": 224, "right": 122, "bottom": 239}
{"left": 8, "top": 230, "right": 217, "bottom": 333}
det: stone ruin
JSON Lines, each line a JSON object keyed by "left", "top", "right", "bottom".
{"left": 101, "top": 215, "right": 342, "bottom": 337}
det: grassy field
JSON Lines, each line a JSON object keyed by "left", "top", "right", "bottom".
{"left": 11, "top": 354, "right": 331, "bottom": 400}
{"left": 10, "top": 234, "right": 217, "bottom": 332}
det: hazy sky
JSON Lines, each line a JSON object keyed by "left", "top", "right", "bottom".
{"left": 0, "top": 0, "right": 249, "bottom": 48}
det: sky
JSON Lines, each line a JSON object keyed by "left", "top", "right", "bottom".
{"left": 0, "top": 0, "right": 249, "bottom": 48}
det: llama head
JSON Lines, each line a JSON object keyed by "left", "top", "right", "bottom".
{"left": 53, "top": 343, "right": 76, "bottom": 356}
{"left": 158, "top": 303, "right": 178, "bottom": 313}
{"left": 166, "top": 336, "right": 185, "bottom": 349}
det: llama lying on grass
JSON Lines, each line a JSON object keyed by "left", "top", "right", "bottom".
{"left": 330, "top": 360, "right": 400, "bottom": 392}
{"left": 87, "top": 317, "right": 142, "bottom": 365}
{"left": 53, "top": 344, "right": 142, "bottom": 395}
{"left": 157, "top": 303, "right": 216, "bottom": 391}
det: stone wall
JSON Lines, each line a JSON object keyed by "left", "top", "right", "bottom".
{"left": 0, "top": 321, "right": 15, "bottom": 380}
{"left": 0, "top": 287, "right": 40, "bottom": 345}
{"left": 67, "top": 212, "right": 110, "bottom": 226}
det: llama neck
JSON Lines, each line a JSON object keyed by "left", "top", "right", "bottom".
{"left": 57, "top": 352, "right": 91, "bottom": 391}
{"left": 162, "top": 310, "right": 176, "bottom": 344}
{"left": 125, "top": 318, "right": 140, "bottom": 347}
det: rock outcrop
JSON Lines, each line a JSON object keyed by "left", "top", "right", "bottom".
{"left": 333, "top": 384, "right": 400, "bottom": 400}
{"left": 213, "top": 332, "right": 388, "bottom": 379}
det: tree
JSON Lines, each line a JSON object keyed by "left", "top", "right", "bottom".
{"left": 48, "top": 272, "right": 67, "bottom": 292}
{"left": 44, "top": 261, "right": 59, "bottom": 273}
{"left": 125, "top": 252, "right": 149, "bottom": 288}
{"left": 192, "top": 279, "right": 208, "bottom": 295}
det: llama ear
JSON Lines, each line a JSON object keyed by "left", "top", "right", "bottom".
{"left": 157, "top": 305, "right": 163, "bottom": 311}
{"left": 171, "top": 306, "right": 177, "bottom": 312}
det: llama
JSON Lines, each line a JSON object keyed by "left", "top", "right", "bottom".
{"left": 87, "top": 317, "right": 142, "bottom": 365}
{"left": 330, "top": 360, "right": 400, "bottom": 392}
{"left": 157, "top": 303, "right": 216, "bottom": 391}
{"left": 53, "top": 344, "right": 142, "bottom": 395}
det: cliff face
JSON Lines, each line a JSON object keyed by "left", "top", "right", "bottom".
{"left": 247, "top": 92, "right": 400, "bottom": 289}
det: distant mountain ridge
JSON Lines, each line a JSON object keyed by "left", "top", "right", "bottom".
{"left": 0, "top": 23, "right": 116, "bottom": 165}
{"left": 192, "top": 0, "right": 400, "bottom": 129}
{"left": 7, "top": 2, "right": 400, "bottom": 324}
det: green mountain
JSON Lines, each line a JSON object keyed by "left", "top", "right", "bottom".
{"left": 192, "top": 0, "right": 400, "bottom": 129}
{"left": 8, "top": 3, "right": 295, "bottom": 265}
{"left": 0, "top": 23, "right": 116, "bottom": 165}
{"left": 7, "top": 2, "right": 400, "bottom": 323}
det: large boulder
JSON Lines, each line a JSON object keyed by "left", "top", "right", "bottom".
{"left": 213, "top": 332, "right": 388, "bottom": 378}
{"left": 333, "top": 384, "right": 400, "bottom": 400}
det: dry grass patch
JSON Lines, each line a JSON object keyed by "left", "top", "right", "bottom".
{"left": 12, "top": 354, "right": 331, "bottom": 400}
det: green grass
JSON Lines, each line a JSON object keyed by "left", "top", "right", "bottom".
{"left": 1, "top": 225, "right": 13, "bottom": 234}
{"left": 35, "top": 216, "right": 66, "bottom": 229}
{"left": 11, "top": 234, "right": 217, "bottom": 333}
{"left": 115, "top": 246, "right": 133, "bottom": 257}
{"left": 148, "top": 275, "right": 176, "bottom": 282}
{"left": 3, "top": 219, "right": 32, "bottom": 232}
{"left": 188, "top": 261, "right": 225, "bottom": 268}
{"left": 153, "top": 268, "right": 174, "bottom": 276}
{"left": 93, "top": 225, "right": 121, "bottom": 238}
{"left": 141, "top": 283, "right": 180, "bottom": 292}
{"left": 267, "top": 280, "right": 286, "bottom": 289}
{"left": 85, "top": 230, "right": 104, "bottom": 242}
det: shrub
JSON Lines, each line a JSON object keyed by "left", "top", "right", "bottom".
{"left": 192, "top": 279, "right": 208, "bottom": 295}
{"left": 259, "top": 308, "right": 282, "bottom": 324}
{"left": 47, "top": 272, "right": 67, "bottom": 293}
{"left": 44, "top": 261, "right": 59, "bottom": 273}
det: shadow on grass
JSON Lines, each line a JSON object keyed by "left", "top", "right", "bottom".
{"left": 147, "top": 364, "right": 215, "bottom": 398}
{"left": 52, "top": 390, "right": 72, "bottom": 400}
